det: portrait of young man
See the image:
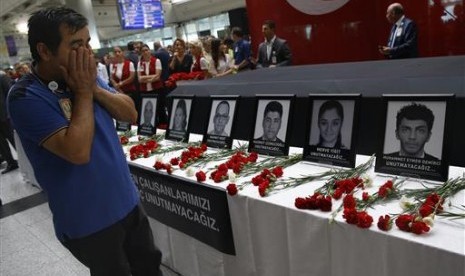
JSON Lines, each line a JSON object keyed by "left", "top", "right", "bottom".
{"left": 385, "top": 102, "right": 440, "bottom": 160}
{"left": 250, "top": 98, "right": 292, "bottom": 156}
{"left": 376, "top": 98, "right": 449, "bottom": 182}
{"left": 254, "top": 100, "right": 288, "bottom": 143}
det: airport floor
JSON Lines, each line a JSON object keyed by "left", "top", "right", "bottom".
{"left": 0, "top": 152, "right": 180, "bottom": 276}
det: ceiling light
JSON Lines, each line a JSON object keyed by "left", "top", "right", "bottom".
{"left": 171, "top": 0, "right": 191, "bottom": 4}
{"left": 16, "top": 22, "right": 28, "bottom": 34}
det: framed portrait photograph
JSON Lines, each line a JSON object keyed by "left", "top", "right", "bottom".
{"left": 303, "top": 94, "right": 360, "bottom": 168}
{"left": 203, "top": 96, "right": 239, "bottom": 149}
{"left": 116, "top": 120, "right": 131, "bottom": 132}
{"left": 165, "top": 96, "right": 194, "bottom": 142}
{"left": 375, "top": 94, "right": 454, "bottom": 182}
{"left": 138, "top": 95, "right": 158, "bottom": 136}
{"left": 248, "top": 95, "right": 295, "bottom": 156}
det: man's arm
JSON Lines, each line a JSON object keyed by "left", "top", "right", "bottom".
{"left": 42, "top": 47, "right": 95, "bottom": 165}
{"left": 93, "top": 86, "right": 137, "bottom": 123}
{"left": 277, "top": 40, "right": 292, "bottom": 67}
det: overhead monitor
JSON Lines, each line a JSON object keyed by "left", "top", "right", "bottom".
{"left": 118, "top": 0, "right": 164, "bottom": 30}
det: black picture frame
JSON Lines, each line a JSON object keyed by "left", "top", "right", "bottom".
{"left": 202, "top": 96, "right": 239, "bottom": 149}
{"left": 248, "top": 94, "right": 295, "bottom": 156}
{"left": 165, "top": 95, "right": 195, "bottom": 142}
{"left": 116, "top": 120, "right": 131, "bottom": 132}
{"left": 137, "top": 95, "right": 158, "bottom": 136}
{"left": 375, "top": 94, "right": 454, "bottom": 182}
{"left": 303, "top": 94, "right": 360, "bottom": 168}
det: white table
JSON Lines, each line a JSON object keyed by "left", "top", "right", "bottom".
{"left": 127, "top": 143, "right": 465, "bottom": 276}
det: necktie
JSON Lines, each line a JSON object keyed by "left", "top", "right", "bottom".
{"left": 388, "top": 25, "right": 397, "bottom": 48}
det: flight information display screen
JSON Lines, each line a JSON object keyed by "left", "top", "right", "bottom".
{"left": 118, "top": 0, "right": 164, "bottom": 30}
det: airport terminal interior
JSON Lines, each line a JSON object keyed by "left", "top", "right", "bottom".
{"left": 1, "top": 0, "right": 464, "bottom": 275}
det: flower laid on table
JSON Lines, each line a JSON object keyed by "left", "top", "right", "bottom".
{"left": 225, "top": 154, "right": 302, "bottom": 197}
{"left": 338, "top": 178, "right": 405, "bottom": 229}
{"left": 153, "top": 161, "right": 173, "bottom": 174}
{"left": 129, "top": 140, "right": 159, "bottom": 160}
{"left": 292, "top": 156, "right": 375, "bottom": 209}
{"left": 209, "top": 151, "right": 258, "bottom": 183}
{"left": 376, "top": 176, "right": 465, "bottom": 235}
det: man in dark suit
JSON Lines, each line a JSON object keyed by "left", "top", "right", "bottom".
{"left": 153, "top": 41, "right": 170, "bottom": 127}
{"left": 386, "top": 103, "right": 439, "bottom": 160}
{"left": 257, "top": 101, "right": 284, "bottom": 143}
{"left": 379, "top": 3, "right": 418, "bottom": 59}
{"left": 256, "top": 20, "right": 292, "bottom": 68}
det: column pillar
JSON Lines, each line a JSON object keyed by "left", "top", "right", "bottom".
{"left": 66, "top": 0, "right": 101, "bottom": 49}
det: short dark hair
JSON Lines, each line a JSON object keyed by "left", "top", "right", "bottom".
{"left": 263, "top": 20, "right": 276, "bottom": 30}
{"left": 396, "top": 103, "right": 435, "bottom": 132}
{"left": 231, "top": 27, "right": 243, "bottom": 37}
{"left": 263, "top": 101, "right": 283, "bottom": 118}
{"left": 28, "top": 7, "right": 88, "bottom": 63}
{"left": 127, "top": 41, "right": 135, "bottom": 51}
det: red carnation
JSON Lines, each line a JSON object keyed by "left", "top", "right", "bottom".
{"left": 170, "top": 158, "right": 179, "bottom": 166}
{"left": 377, "top": 215, "right": 392, "bottom": 231}
{"left": 419, "top": 203, "right": 435, "bottom": 218}
{"left": 295, "top": 197, "right": 308, "bottom": 209}
{"left": 356, "top": 211, "right": 373, "bottom": 228}
{"left": 343, "top": 208, "right": 358, "bottom": 224}
{"left": 395, "top": 214, "right": 414, "bottom": 232}
{"left": 226, "top": 184, "right": 238, "bottom": 196}
{"left": 332, "top": 187, "right": 344, "bottom": 200}
{"left": 154, "top": 161, "right": 164, "bottom": 170}
{"left": 195, "top": 171, "right": 206, "bottom": 182}
{"left": 362, "top": 192, "right": 370, "bottom": 201}
{"left": 343, "top": 194, "right": 357, "bottom": 209}
{"left": 271, "top": 166, "right": 283, "bottom": 178}
{"left": 318, "top": 196, "right": 332, "bottom": 212}
{"left": 411, "top": 221, "right": 430, "bottom": 235}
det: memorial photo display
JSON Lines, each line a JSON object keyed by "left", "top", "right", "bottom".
{"left": 166, "top": 96, "right": 194, "bottom": 142}
{"left": 303, "top": 94, "right": 360, "bottom": 168}
{"left": 138, "top": 95, "right": 158, "bottom": 136}
{"left": 116, "top": 120, "right": 131, "bottom": 132}
{"left": 375, "top": 94, "right": 453, "bottom": 181}
{"left": 203, "top": 96, "right": 239, "bottom": 149}
{"left": 249, "top": 95, "right": 294, "bottom": 156}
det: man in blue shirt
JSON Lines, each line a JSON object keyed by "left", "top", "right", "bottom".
{"left": 8, "top": 7, "right": 163, "bottom": 276}
{"left": 231, "top": 27, "right": 251, "bottom": 71}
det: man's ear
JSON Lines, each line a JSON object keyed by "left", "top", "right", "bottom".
{"left": 395, "top": 129, "right": 399, "bottom": 140}
{"left": 36, "top": 42, "right": 53, "bottom": 62}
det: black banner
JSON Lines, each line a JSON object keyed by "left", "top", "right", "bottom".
{"left": 129, "top": 164, "right": 236, "bottom": 255}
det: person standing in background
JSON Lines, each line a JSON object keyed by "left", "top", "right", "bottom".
{"left": 231, "top": 27, "right": 251, "bottom": 72}
{"left": 256, "top": 20, "right": 292, "bottom": 68}
{"left": 153, "top": 41, "right": 171, "bottom": 128}
{"left": 379, "top": 3, "right": 418, "bottom": 59}
{"left": 110, "top": 46, "right": 138, "bottom": 114}
{"left": 0, "top": 72, "right": 18, "bottom": 174}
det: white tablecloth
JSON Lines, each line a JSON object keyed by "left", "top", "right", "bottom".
{"left": 127, "top": 140, "right": 465, "bottom": 276}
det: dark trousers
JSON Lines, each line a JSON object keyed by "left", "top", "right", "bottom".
{"left": 61, "top": 204, "right": 163, "bottom": 276}
{"left": 0, "top": 120, "right": 16, "bottom": 164}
